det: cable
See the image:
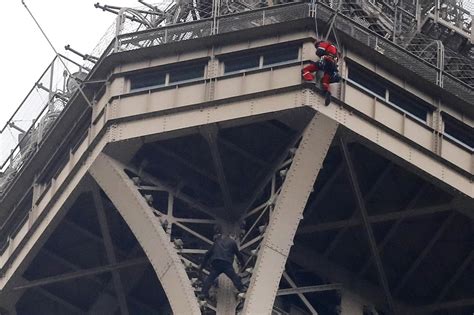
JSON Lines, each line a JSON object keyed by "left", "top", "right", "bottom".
{"left": 21, "top": 1, "right": 94, "bottom": 108}
{"left": 312, "top": 0, "right": 319, "bottom": 39}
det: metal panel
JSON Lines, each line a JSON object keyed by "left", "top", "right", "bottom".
{"left": 89, "top": 153, "right": 200, "bottom": 315}
{"left": 242, "top": 113, "right": 338, "bottom": 315}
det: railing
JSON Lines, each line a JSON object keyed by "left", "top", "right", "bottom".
{"left": 0, "top": 55, "right": 88, "bottom": 196}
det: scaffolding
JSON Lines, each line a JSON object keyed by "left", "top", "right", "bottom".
{"left": 1, "top": 0, "right": 473, "bottom": 201}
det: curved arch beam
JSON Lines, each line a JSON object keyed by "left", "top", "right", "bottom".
{"left": 242, "top": 113, "right": 339, "bottom": 315}
{"left": 89, "top": 153, "right": 200, "bottom": 315}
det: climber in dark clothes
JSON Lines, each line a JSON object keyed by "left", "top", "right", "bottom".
{"left": 199, "top": 232, "right": 246, "bottom": 297}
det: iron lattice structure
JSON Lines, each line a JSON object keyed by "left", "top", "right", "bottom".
{"left": 0, "top": 1, "right": 472, "bottom": 315}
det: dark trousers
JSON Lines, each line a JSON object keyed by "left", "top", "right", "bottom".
{"left": 201, "top": 260, "right": 244, "bottom": 296}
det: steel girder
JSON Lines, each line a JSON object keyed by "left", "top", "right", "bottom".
{"left": 241, "top": 113, "right": 339, "bottom": 315}
{"left": 89, "top": 153, "right": 201, "bottom": 315}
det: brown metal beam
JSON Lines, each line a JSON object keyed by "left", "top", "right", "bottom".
{"left": 218, "top": 137, "right": 267, "bottom": 167}
{"left": 356, "top": 184, "right": 427, "bottom": 277}
{"left": 436, "top": 251, "right": 474, "bottom": 302}
{"left": 297, "top": 203, "right": 453, "bottom": 234}
{"left": 323, "top": 163, "right": 394, "bottom": 258}
{"left": 9, "top": 258, "right": 148, "bottom": 292}
{"left": 418, "top": 297, "right": 474, "bottom": 313}
{"left": 92, "top": 187, "right": 129, "bottom": 315}
{"left": 201, "top": 124, "right": 234, "bottom": 217}
{"left": 340, "top": 137, "right": 395, "bottom": 314}
{"left": 393, "top": 212, "right": 456, "bottom": 295}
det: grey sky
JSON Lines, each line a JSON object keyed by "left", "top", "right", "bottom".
{"left": 0, "top": 0, "right": 140, "bottom": 127}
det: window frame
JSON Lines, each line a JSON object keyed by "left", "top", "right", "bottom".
{"left": 346, "top": 64, "right": 432, "bottom": 124}
{"left": 220, "top": 43, "right": 301, "bottom": 75}
{"left": 128, "top": 60, "right": 208, "bottom": 92}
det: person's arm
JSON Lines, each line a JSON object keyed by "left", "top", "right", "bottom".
{"left": 200, "top": 245, "right": 214, "bottom": 270}
{"left": 233, "top": 241, "right": 245, "bottom": 267}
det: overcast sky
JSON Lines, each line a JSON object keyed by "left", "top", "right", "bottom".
{"left": 0, "top": 0, "right": 141, "bottom": 128}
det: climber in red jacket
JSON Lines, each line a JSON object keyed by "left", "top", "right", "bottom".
{"left": 302, "top": 40, "right": 341, "bottom": 106}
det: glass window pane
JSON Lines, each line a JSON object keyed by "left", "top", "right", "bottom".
{"left": 348, "top": 67, "right": 386, "bottom": 97}
{"left": 263, "top": 45, "right": 299, "bottom": 66}
{"left": 224, "top": 54, "right": 260, "bottom": 73}
{"left": 388, "top": 89, "right": 429, "bottom": 121}
{"left": 130, "top": 71, "right": 166, "bottom": 90}
{"left": 169, "top": 63, "right": 205, "bottom": 83}
{"left": 444, "top": 115, "right": 474, "bottom": 148}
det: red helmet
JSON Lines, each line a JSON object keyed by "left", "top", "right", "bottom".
{"left": 315, "top": 40, "right": 338, "bottom": 57}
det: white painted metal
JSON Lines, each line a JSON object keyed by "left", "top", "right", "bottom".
{"left": 340, "top": 291, "right": 364, "bottom": 315}
{"left": 89, "top": 153, "right": 201, "bottom": 315}
{"left": 242, "top": 113, "right": 339, "bottom": 315}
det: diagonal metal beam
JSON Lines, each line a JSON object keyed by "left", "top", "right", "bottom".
{"left": 35, "top": 287, "right": 85, "bottom": 314}
{"left": 340, "top": 137, "right": 395, "bottom": 314}
{"left": 436, "top": 251, "right": 474, "bottom": 302}
{"left": 282, "top": 272, "right": 318, "bottom": 314}
{"left": 201, "top": 124, "right": 234, "bottom": 217}
{"left": 218, "top": 137, "right": 267, "bottom": 167}
{"left": 9, "top": 258, "right": 148, "bottom": 292}
{"left": 88, "top": 246, "right": 155, "bottom": 315}
{"left": 297, "top": 202, "right": 453, "bottom": 234}
{"left": 92, "top": 187, "right": 129, "bottom": 315}
{"left": 242, "top": 128, "right": 305, "bottom": 217}
{"left": 417, "top": 297, "right": 474, "bottom": 313}
{"left": 152, "top": 144, "right": 219, "bottom": 183}
{"left": 89, "top": 153, "right": 201, "bottom": 314}
{"left": 277, "top": 283, "right": 342, "bottom": 296}
{"left": 303, "top": 161, "right": 345, "bottom": 221}
{"left": 357, "top": 184, "right": 427, "bottom": 277}
{"left": 125, "top": 164, "right": 216, "bottom": 218}
{"left": 290, "top": 244, "right": 415, "bottom": 314}
{"left": 242, "top": 113, "right": 338, "bottom": 315}
{"left": 323, "top": 163, "right": 394, "bottom": 258}
{"left": 393, "top": 212, "right": 456, "bottom": 295}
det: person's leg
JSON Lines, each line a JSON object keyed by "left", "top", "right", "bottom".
{"left": 222, "top": 263, "right": 245, "bottom": 292}
{"left": 201, "top": 266, "right": 222, "bottom": 297}
{"left": 321, "top": 72, "right": 332, "bottom": 105}
{"left": 302, "top": 62, "right": 319, "bottom": 81}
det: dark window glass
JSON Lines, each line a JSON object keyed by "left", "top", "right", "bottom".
{"left": 169, "top": 63, "right": 205, "bottom": 83}
{"left": 224, "top": 54, "right": 260, "bottom": 73}
{"left": 263, "top": 45, "right": 299, "bottom": 66}
{"left": 388, "top": 89, "right": 429, "bottom": 121}
{"left": 444, "top": 115, "right": 474, "bottom": 148}
{"left": 130, "top": 71, "right": 166, "bottom": 90}
{"left": 348, "top": 67, "right": 386, "bottom": 97}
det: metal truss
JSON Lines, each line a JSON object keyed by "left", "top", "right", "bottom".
{"left": 242, "top": 114, "right": 339, "bottom": 314}
{"left": 89, "top": 153, "right": 202, "bottom": 314}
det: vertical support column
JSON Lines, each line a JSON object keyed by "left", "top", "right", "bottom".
{"left": 340, "top": 291, "right": 364, "bottom": 315}
{"left": 89, "top": 153, "right": 200, "bottom": 315}
{"left": 242, "top": 114, "right": 338, "bottom": 315}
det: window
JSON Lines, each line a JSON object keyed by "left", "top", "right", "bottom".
{"left": 129, "top": 62, "right": 206, "bottom": 91}
{"left": 224, "top": 53, "right": 260, "bottom": 73}
{"left": 169, "top": 63, "right": 205, "bottom": 83}
{"left": 223, "top": 44, "right": 300, "bottom": 74}
{"left": 263, "top": 45, "right": 299, "bottom": 66}
{"left": 348, "top": 67, "right": 386, "bottom": 97}
{"left": 130, "top": 71, "right": 166, "bottom": 90}
{"left": 443, "top": 115, "right": 474, "bottom": 149}
{"left": 388, "top": 89, "right": 429, "bottom": 121}
{"left": 348, "top": 65, "right": 432, "bottom": 122}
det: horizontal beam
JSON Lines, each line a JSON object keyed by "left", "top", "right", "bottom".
{"left": 277, "top": 283, "right": 342, "bottom": 296}
{"left": 298, "top": 203, "right": 453, "bottom": 234}
{"left": 418, "top": 298, "right": 474, "bottom": 312}
{"left": 9, "top": 258, "right": 148, "bottom": 292}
